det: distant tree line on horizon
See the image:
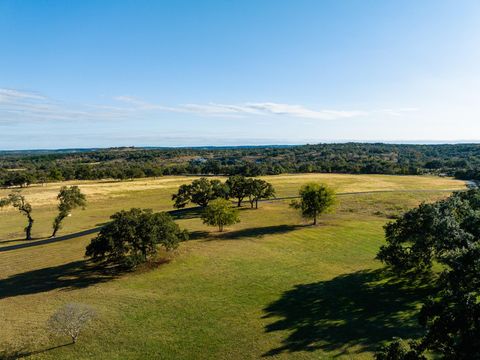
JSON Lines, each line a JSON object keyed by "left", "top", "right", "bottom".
{"left": 2, "top": 143, "right": 480, "bottom": 187}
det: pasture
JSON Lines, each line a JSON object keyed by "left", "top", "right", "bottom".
{"left": 0, "top": 174, "right": 465, "bottom": 359}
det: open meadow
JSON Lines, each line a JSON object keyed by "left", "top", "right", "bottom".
{"left": 0, "top": 174, "right": 466, "bottom": 359}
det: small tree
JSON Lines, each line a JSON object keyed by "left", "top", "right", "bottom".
{"left": 226, "top": 175, "right": 250, "bottom": 207}
{"left": 47, "top": 303, "right": 96, "bottom": 344}
{"left": 0, "top": 191, "right": 34, "bottom": 240}
{"left": 86, "top": 208, "right": 188, "bottom": 267}
{"left": 201, "top": 198, "right": 240, "bottom": 232}
{"left": 172, "top": 178, "right": 228, "bottom": 208}
{"left": 247, "top": 179, "right": 275, "bottom": 209}
{"left": 375, "top": 338, "right": 425, "bottom": 360}
{"left": 290, "top": 183, "right": 335, "bottom": 225}
{"left": 51, "top": 186, "right": 87, "bottom": 237}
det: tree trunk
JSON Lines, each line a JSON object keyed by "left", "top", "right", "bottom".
{"left": 219, "top": 224, "right": 224, "bottom": 232}
{"left": 313, "top": 210, "right": 317, "bottom": 225}
{"left": 255, "top": 199, "right": 259, "bottom": 209}
{"left": 237, "top": 199, "right": 242, "bottom": 207}
{"left": 25, "top": 216, "right": 34, "bottom": 240}
{"left": 51, "top": 215, "right": 63, "bottom": 237}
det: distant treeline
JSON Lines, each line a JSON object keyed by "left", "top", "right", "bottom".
{"left": 1, "top": 143, "right": 480, "bottom": 187}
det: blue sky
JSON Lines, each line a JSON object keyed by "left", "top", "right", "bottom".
{"left": 1, "top": 0, "right": 480, "bottom": 149}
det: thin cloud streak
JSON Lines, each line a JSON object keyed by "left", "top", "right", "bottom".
{"left": 113, "top": 97, "right": 418, "bottom": 120}
{"left": 0, "top": 88, "right": 418, "bottom": 124}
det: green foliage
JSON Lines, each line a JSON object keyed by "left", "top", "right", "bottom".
{"left": 377, "top": 189, "right": 480, "bottom": 272}
{"left": 377, "top": 189, "right": 480, "bottom": 359}
{"left": 375, "top": 339, "right": 425, "bottom": 360}
{"left": 246, "top": 179, "right": 275, "bottom": 208}
{"left": 85, "top": 208, "right": 188, "bottom": 267}
{"left": 291, "top": 183, "right": 335, "bottom": 225}
{"left": 226, "top": 175, "right": 250, "bottom": 207}
{"left": 51, "top": 186, "right": 87, "bottom": 237}
{"left": 201, "top": 198, "right": 240, "bottom": 232}
{"left": 172, "top": 177, "right": 228, "bottom": 208}
{"left": 4, "top": 143, "right": 480, "bottom": 185}
{"left": 0, "top": 191, "right": 34, "bottom": 240}
{"left": 418, "top": 241, "right": 480, "bottom": 358}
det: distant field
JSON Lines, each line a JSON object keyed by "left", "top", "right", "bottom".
{"left": 0, "top": 174, "right": 466, "bottom": 359}
{"left": 0, "top": 174, "right": 464, "bottom": 242}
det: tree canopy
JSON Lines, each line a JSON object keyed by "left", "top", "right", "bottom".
{"left": 246, "top": 178, "right": 275, "bottom": 208}
{"left": 0, "top": 191, "right": 34, "bottom": 240}
{"left": 226, "top": 175, "right": 250, "bottom": 207}
{"left": 376, "top": 189, "right": 480, "bottom": 359}
{"left": 291, "top": 183, "right": 335, "bottom": 225}
{"left": 201, "top": 198, "right": 240, "bottom": 232}
{"left": 85, "top": 208, "right": 188, "bottom": 267}
{"left": 52, "top": 186, "right": 87, "bottom": 237}
{"left": 3, "top": 143, "right": 480, "bottom": 186}
{"left": 172, "top": 177, "right": 228, "bottom": 208}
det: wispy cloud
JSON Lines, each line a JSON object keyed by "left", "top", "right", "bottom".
{"left": 0, "top": 88, "right": 47, "bottom": 103}
{"left": 114, "top": 97, "right": 415, "bottom": 120}
{"left": 0, "top": 88, "right": 134, "bottom": 123}
{"left": 0, "top": 88, "right": 418, "bottom": 124}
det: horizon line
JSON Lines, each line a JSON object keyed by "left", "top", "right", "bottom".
{"left": 2, "top": 139, "right": 480, "bottom": 152}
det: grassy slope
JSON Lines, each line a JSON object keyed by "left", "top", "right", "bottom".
{"left": 0, "top": 174, "right": 465, "bottom": 359}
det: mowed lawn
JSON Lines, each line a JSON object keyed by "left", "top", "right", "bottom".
{"left": 0, "top": 174, "right": 466, "bottom": 359}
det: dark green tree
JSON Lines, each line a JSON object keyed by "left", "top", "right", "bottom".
{"left": 377, "top": 190, "right": 480, "bottom": 273}
{"left": 226, "top": 175, "right": 249, "bottom": 207}
{"left": 418, "top": 242, "right": 480, "bottom": 358}
{"left": 246, "top": 179, "right": 275, "bottom": 208}
{"left": 172, "top": 178, "right": 228, "bottom": 208}
{"left": 377, "top": 190, "right": 480, "bottom": 359}
{"left": 290, "top": 183, "right": 335, "bottom": 225}
{"left": 51, "top": 186, "right": 87, "bottom": 237}
{"left": 86, "top": 208, "right": 188, "bottom": 267}
{"left": 0, "top": 191, "right": 34, "bottom": 240}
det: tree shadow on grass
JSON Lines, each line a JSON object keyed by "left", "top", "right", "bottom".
{"left": 214, "top": 224, "right": 307, "bottom": 240}
{"left": 262, "top": 269, "right": 436, "bottom": 357}
{"left": 169, "top": 207, "right": 203, "bottom": 220}
{"left": 10, "top": 343, "right": 73, "bottom": 359}
{"left": 188, "top": 230, "right": 210, "bottom": 240}
{"left": 0, "top": 237, "right": 42, "bottom": 245}
{"left": 0, "top": 260, "right": 120, "bottom": 299}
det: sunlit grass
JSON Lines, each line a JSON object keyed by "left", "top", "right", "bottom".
{"left": 0, "top": 174, "right": 464, "bottom": 359}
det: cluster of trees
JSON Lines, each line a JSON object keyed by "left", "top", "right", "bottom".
{"left": 85, "top": 180, "right": 335, "bottom": 267}
{"left": 172, "top": 176, "right": 276, "bottom": 209}
{"left": 376, "top": 189, "right": 480, "bottom": 359}
{"left": 171, "top": 176, "right": 275, "bottom": 233}
{"left": 3, "top": 143, "right": 480, "bottom": 187}
{"left": 0, "top": 186, "right": 86, "bottom": 240}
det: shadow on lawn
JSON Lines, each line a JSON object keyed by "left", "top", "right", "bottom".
{"left": 262, "top": 269, "right": 436, "bottom": 357}
{"left": 187, "top": 224, "right": 306, "bottom": 242}
{"left": 217, "top": 224, "right": 306, "bottom": 240}
{"left": 0, "top": 237, "right": 42, "bottom": 245}
{"left": 11, "top": 343, "right": 73, "bottom": 359}
{"left": 0, "top": 260, "right": 120, "bottom": 299}
{"left": 169, "top": 207, "right": 204, "bottom": 220}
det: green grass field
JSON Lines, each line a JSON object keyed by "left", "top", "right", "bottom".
{"left": 0, "top": 174, "right": 466, "bottom": 359}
